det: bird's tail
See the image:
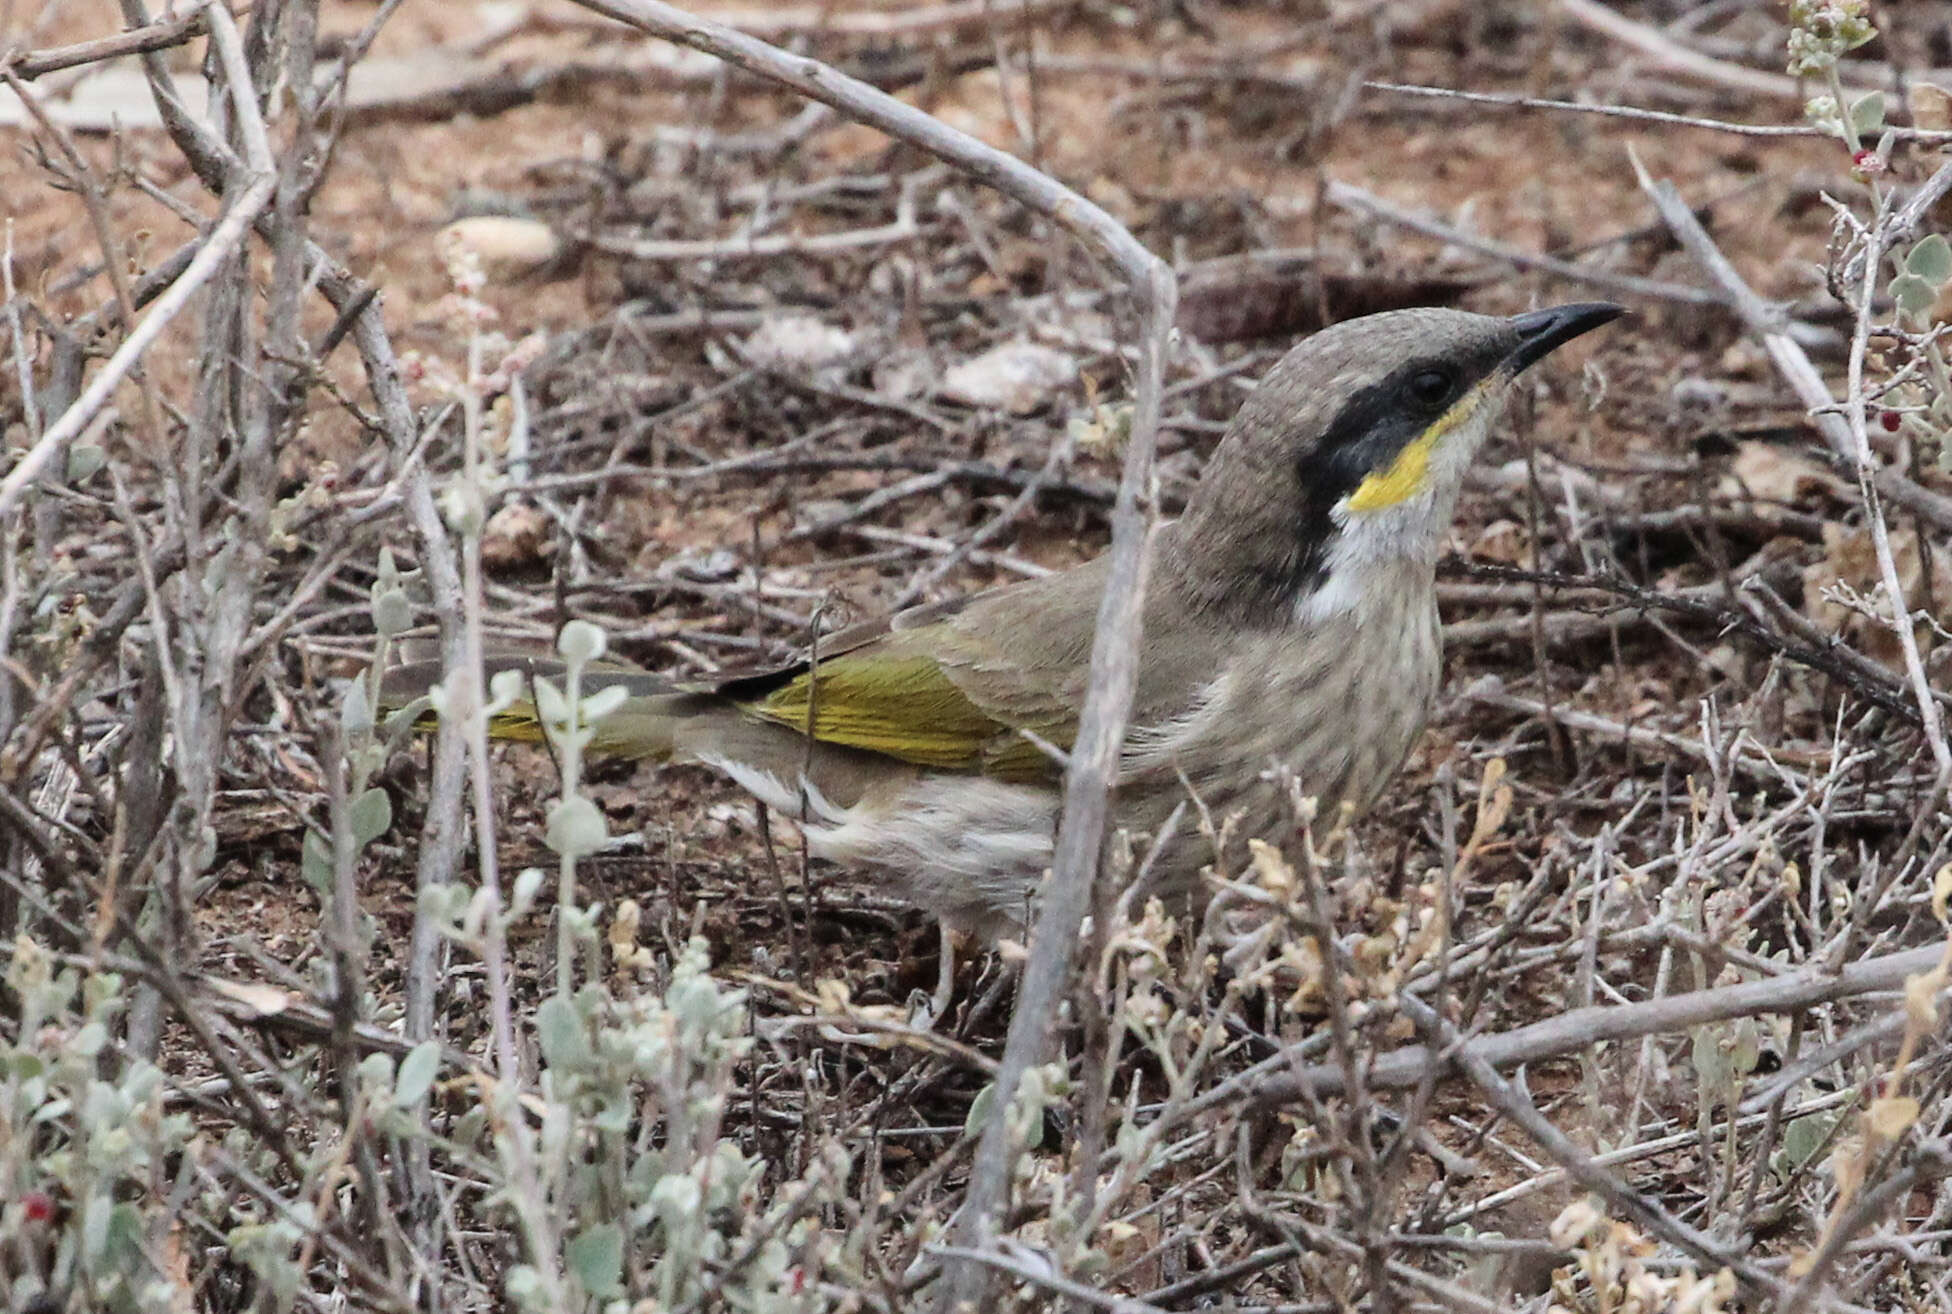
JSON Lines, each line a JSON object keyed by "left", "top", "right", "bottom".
{"left": 378, "top": 655, "right": 706, "bottom": 761}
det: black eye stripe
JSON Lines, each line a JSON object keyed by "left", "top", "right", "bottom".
{"left": 1308, "top": 357, "right": 1473, "bottom": 484}
{"left": 1409, "top": 367, "right": 1457, "bottom": 408}
{"left": 1235, "top": 333, "right": 1511, "bottom": 613}
{"left": 1293, "top": 346, "right": 1506, "bottom": 548}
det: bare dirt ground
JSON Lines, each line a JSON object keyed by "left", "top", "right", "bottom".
{"left": 6, "top": 1, "right": 1952, "bottom": 1311}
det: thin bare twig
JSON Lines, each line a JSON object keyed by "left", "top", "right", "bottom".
{"left": 1230, "top": 939, "right": 1945, "bottom": 1108}
{"left": 0, "top": 110, "right": 273, "bottom": 521}
{"left": 1632, "top": 154, "right": 1952, "bottom": 780}
{"left": 1558, "top": 0, "right": 1833, "bottom": 101}
{"left": 543, "top": 0, "right": 1082, "bottom": 41}
{"left": 548, "top": 8, "right": 1177, "bottom": 1307}
{"left": 1361, "top": 79, "right": 1952, "bottom": 140}
{"left": 1787, "top": 1140, "right": 1952, "bottom": 1306}
{"left": 1324, "top": 180, "right": 1719, "bottom": 306}
{"left": 3, "top": 8, "right": 209, "bottom": 80}
{"left": 589, "top": 202, "right": 920, "bottom": 262}
{"left": 1399, "top": 994, "right": 1779, "bottom": 1296}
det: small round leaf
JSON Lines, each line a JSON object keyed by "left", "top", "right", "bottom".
{"left": 1908, "top": 234, "right": 1952, "bottom": 285}
{"left": 1850, "top": 91, "right": 1886, "bottom": 138}
{"left": 350, "top": 787, "right": 393, "bottom": 848}
{"left": 545, "top": 795, "right": 608, "bottom": 857}
{"left": 392, "top": 1041, "right": 441, "bottom": 1109}
{"left": 557, "top": 619, "right": 607, "bottom": 665}
{"left": 1890, "top": 272, "right": 1936, "bottom": 315}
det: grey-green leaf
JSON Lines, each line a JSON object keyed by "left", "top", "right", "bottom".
{"left": 106, "top": 1202, "right": 143, "bottom": 1266}
{"left": 566, "top": 1222, "right": 623, "bottom": 1299}
{"left": 393, "top": 1040, "right": 441, "bottom": 1109}
{"left": 963, "top": 1082, "right": 996, "bottom": 1139}
{"left": 82, "top": 1193, "right": 112, "bottom": 1266}
{"left": 350, "top": 787, "right": 392, "bottom": 848}
{"left": 301, "top": 830, "right": 334, "bottom": 892}
{"left": 557, "top": 619, "right": 607, "bottom": 666}
{"left": 487, "top": 668, "right": 526, "bottom": 712}
{"left": 372, "top": 587, "right": 413, "bottom": 637}
{"left": 66, "top": 444, "right": 106, "bottom": 484}
{"left": 1850, "top": 90, "right": 1885, "bottom": 137}
{"left": 1775, "top": 1102, "right": 1847, "bottom": 1180}
{"left": 581, "top": 684, "right": 629, "bottom": 723}
{"left": 382, "top": 699, "right": 430, "bottom": 742}
{"left": 1891, "top": 272, "right": 1936, "bottom": 316}
{"left": 532, "top": 676, "right": 566, "bottom": 728}
{"left": 1908, "top": 233, "right": 1952, "bottom": 285}
{"left": 342, "top": 677, "right": 374, "bottom": 739}
{"left": 535, "top": 993, "right": 591, "bottom": 1071}
{"left": 1691, "top": 1026, "right": 1731, "bottom": 1092}
{"left": 545, "top": 796, "right": 607, "bottom": 858}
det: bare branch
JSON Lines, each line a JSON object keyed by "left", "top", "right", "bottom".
{"left": 1234, "top": 940, "right": 1945, "bottom": 1107}
{"left": 3, "top": 8, "right": 209, "bottom": 81}
{"left": 0, "top": 145, "right": 272, "bottom": 523}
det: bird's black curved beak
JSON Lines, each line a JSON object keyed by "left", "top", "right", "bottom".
{"left": 1504, "top": 302, "right": 1625, "bottom": 374}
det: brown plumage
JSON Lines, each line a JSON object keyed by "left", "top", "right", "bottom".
{"left": 384, "top": 303, "right": 1621, "bottom": 939}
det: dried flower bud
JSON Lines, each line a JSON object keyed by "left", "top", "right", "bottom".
{"left": 1549, "top": 1199, "right": 1604, "bottom": 1249}
{"left": 1867, "top": 1093, "right": 1920, "bottom": 1139}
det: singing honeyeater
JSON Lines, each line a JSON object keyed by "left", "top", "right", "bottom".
{"left": 384, "top": 302, "right": 1620, "bottom": 939}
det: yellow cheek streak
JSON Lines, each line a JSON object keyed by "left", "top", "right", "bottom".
{"left": 1346, "top": 380, "right": 1492, "bottom": 513}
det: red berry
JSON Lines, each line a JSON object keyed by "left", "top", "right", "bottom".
{"left": 1852, "top": 149, "right": 1885, "bottom": 176}
{"left": 1881, "top": 410, "right": 1903, "bottom": 432}
{"left": 21, "top": 1191, "right": 52, "bottom": 1222}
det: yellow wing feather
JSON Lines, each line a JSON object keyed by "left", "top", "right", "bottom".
{"left": 743, "top": 654, "right": 1008, "bottom": 769}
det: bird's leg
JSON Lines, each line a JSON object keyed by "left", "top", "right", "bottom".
{"left": 909, "top": 920, "right": 964, "bottom": 1031}
{"left": 932, "top": 921, "right": 960, "bottom": 1023}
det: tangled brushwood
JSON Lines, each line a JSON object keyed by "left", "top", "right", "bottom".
{"left": 7, "top": 0, "right": 1952, "bottom": 1311}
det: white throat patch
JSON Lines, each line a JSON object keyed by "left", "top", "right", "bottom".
{"left": 1296, "top": 385, "right": 1505, "bottom": 623}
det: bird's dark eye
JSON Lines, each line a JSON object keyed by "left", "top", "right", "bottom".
{"left": 1408, "top": 368, "right": 1455, "bottom": 409}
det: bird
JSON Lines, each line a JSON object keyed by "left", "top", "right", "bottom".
{"left": 383, "top": 302, "right": 1621, "bottom": 950}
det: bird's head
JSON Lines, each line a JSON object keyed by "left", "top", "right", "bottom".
{"left": 1174, "top": 302, "right": 1623, "bottom": 622}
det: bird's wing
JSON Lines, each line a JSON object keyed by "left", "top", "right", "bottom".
{"left": 726, "top": 569, "right": 1104, "bottom": 782}
{"left": 703, "top": 589, "right": 975, "bottom": 701}
{"left": 733, "top": 620, "right": 1078, "bottom": 782}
